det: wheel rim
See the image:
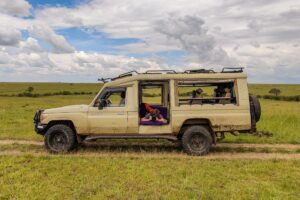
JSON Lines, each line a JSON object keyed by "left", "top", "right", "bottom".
{"left": 49, "top": 131, "right": 68, "bottom": 151}
{"left": 190, "top": 133, "right": 206, "bottom": 151}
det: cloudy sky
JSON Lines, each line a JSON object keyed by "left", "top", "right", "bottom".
{"left": 0, "top": 0, "right": 299, "bottom": 83}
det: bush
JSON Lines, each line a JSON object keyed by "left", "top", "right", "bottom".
{"left": 43, "top": 93, "right": 52, "bottom": 96}
{"left": 142, "top": 93, "right": 160, "bottom": 97}
{"left": 27, "top": 86, "right": 34, "bottom": 93}
{"left": 62, "top": 91, "right": 72, "bottom": 95}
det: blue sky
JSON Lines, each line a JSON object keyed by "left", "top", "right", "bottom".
{"left": 0, "top": 0, "right": 299, "bottom": 83}
{"left": 27, "top": 0, "right": 78, "bottom": 8}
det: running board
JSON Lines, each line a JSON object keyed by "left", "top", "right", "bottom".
{"left": 84, "top": 134, "right": 178, "bottom": 141}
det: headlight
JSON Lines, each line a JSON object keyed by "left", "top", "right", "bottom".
{"left": 40, "top": 113, "right": 48, "bottom": 122}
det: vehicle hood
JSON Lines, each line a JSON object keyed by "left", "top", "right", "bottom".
{"left": 43, "top": 105, "right": 89, "bottom": 114}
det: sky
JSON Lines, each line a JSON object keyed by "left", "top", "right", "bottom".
{"left": 0, "top": 0, "right": 299, "bottom": 83}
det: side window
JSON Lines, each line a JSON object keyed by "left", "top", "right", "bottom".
{"left": 95, "top": 88, "right": 126, "bottom": 107}
{"left": 141, "top": 85, "right": 163, "bottom": 105}
{"left": 177, "top": 80, "right": 236, "bottom": 106}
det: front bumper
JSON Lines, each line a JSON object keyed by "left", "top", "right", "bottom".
{"left": 33, "top": 110, "right": 46, "bottom": 134}
{"left": 34, "top": 123, "right": 47, "bottom": 134}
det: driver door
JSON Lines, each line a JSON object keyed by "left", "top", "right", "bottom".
{"left": 88, "top": 87, "right": 127, "bottom": 134}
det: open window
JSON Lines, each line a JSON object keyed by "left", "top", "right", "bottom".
{"left": 94, "top": 87, "right": 126, "bottom": 108}
{"left": 138, "top": 81, "right": 169, "bottom": 125}
{"left": 177, "top": 80, "right": 237, "bottom": 106}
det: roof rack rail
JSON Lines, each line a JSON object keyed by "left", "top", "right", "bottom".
{"left": 98, "top": 78, "right": 112, "bottom": 83}
{"left": 184, "top": 69, "right": 215, "bottom": 74}
{"left": 111, "top": 70, "right": 139, "bottom": 80}
{"left": 221, "top": 67, "right": 244, "bottom": 73}
{"left": 145, "top": 70, "right": 177, "bottom": 74}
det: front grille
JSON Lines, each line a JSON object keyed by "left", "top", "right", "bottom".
{"left": 33, "top": 110, "right": 43, "bottom": 124}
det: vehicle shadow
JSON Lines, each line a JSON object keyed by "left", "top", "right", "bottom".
{"left": 77, "top": 140, "right": 183, "bottom": 154}
{"left": 75, "top": 140, "right": 259, "bottom": 154}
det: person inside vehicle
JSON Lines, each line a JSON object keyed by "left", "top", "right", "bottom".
{"left": 141, "top": 108, "right": 167, "bottom": 123}
{"left": 119, "top": 91, "right": 126, "bottom": 106}
{"left": 219, "top": 87, "right": 231, "bottom": 104}
{"left": 189, "top": 88, "right": 203, "bottom": 105}
{"left": 213, "top": 87, "right": 222, "bottom": 103}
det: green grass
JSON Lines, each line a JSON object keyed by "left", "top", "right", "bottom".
{"left": 1, "top": 142, "right": 300, "bottom": 154}
{"left": 0, "top": 83, "right": 299, "bottom": 143}
{"left": 0, "top": 82, "right": 102, "bottom": 95}
{"left": 224, "top": 99, "right": 300, "bottom": 144}
{"left": 0, "top": 155, "right": 299, "bottom": 199}
{"left": 0, "top": 83, "right": 299, "bottom": 96}
{"left": 249, "top": 84, "right": 300, "bottom": 96}
{"left": 0, "top": 95, "right": 95, "bottom": 140}
{"left": 1, "top": 96, "right": 299, "bottom": 143}
{"left": 0, "top": 83, "right": 299, "bottom": 200}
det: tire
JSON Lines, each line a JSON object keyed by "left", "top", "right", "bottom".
{"left": 249, "top": 95, "right": 261, "bottom": 122}
{"left": 44, "top": 124, "right": 77, "bottom": 153}
{"left": 181, "top": 125, "right": 212, "bottom": 156}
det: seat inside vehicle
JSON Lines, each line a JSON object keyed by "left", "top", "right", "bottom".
{"left": 139, "top": 105, "right": 168, "bottom": 126}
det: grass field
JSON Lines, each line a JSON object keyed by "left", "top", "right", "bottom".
{"left": 0, "top": 83, "right": 299, "bottom": 199}
{"left": 0, "top": 82, "right": 102, "bottom": 96}
{"left": 249, "top": 84, "right": 300, "bottom": 96}
{"left": 1, "top": 82, "right": 299, "bottom": 96}
{"left": 0, "top": 155, "right": 299, "bottom": 199}
{"left": 0, "top": 83, "right": 299, "bottom": 143}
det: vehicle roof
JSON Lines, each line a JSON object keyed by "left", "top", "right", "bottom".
{"left": 103, "top": 72, "right": 247, "bottom": 87}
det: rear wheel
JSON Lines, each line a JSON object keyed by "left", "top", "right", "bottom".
{"left": 182, "top": 125, "right": 212, "bottom": 156}
{"left": 44, "top": 124, "right": 77, "bottom": 153}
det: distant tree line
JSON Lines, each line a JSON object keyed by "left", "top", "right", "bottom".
{"left": 257, "top": 94, "right": 300, "bottom": 101}
{"left": 255, "top": 88, "right": 299, "bottom": 101}
{"left": 0, "top": 86, "right": 96, "bottom": 97}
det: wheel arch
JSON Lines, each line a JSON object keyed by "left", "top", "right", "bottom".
{"left": 178, "top": 118, "right": 215, "bottom": 143}
{"left": 44, "top": 120, "right": 77, "bottom": 135}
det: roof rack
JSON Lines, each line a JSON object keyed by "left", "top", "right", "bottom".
{"left": 145, "top": 70, "right": 177, "bottom": 74}
{"left": 111, "top": 70, "right": 139, "bottom": 81}
{"left": 184, "top": 69, "right": 215, "bottom": 74}
{"left": 98, "top": 67, "right": 244, "bottom": 82}
{"left": 221, "top": 67, "right": 244, "bottom": 73}
{"left": 98, "top": 78, "right": 112, "bottom": 83}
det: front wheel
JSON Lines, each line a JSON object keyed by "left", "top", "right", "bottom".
{"left": 44, "top": 124, "right": 77, "bottom": 153}
{"left": 182, "top": 125, "right": 212, "bottom": 156}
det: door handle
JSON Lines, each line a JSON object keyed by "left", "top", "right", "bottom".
{"left": 116, "top": 113, "right": 125, "bottom": 115}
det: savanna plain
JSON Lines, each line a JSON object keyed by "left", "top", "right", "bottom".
{"left": 0, "top": 83, "right": 299, "bottom": 199}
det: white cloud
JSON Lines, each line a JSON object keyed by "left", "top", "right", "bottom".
{"left": 154, "top": 14, "right": 234, "bottom": 66}
{"left": 0, "top": 43, "right": 169, "bottom": 81}
{"left": 0, "top": 27, "right": 21, "bottom": 46}
{"left": 0, "top": 0, "right": 31, "bottom": 16}
{"left": 19, "top": 37, "right": 43, "bottom": 52}
{"left": 29, "top": 23, "right": 75, "bottom": 53}
{"left": 0, "top": 0, "right": 300, "bottom": 83}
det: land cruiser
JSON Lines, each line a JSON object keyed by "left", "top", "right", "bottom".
{"left": 34, "top": 68, "right": 261, "bottom": 155}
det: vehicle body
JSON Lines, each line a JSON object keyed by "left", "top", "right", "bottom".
{"left": 34, "top": 68, "right": 261, "bottom": 155}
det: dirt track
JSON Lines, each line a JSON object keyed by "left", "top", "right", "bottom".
{"left": 1, "top": 139, "right": 300, "bottom": 159}
{"left": 0, "top": 150, "right": 300, "bottom": 160}
{"left": 1, "top": 139, "right": 300, "bottom": 149}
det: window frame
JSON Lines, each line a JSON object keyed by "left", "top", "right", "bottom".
{"left": 94, "top": 87, "right": 127, "bottom": 108}
{"left": 139, "top": 80, "right": 169, "bottom": 106}
{"left": 175, "top": 79, "right": 238, "bottom": 106}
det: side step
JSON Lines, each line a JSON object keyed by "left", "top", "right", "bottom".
{"left": 84, "top": 134, "right": 178, "bottom": 141}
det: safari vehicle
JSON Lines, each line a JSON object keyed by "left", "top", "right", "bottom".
{"left": 34, "top": 68, "right": 261, "bottom": 155}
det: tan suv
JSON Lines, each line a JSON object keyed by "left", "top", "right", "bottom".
{"left": 34, "top": 68, "right": 261, "bottom": 155}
